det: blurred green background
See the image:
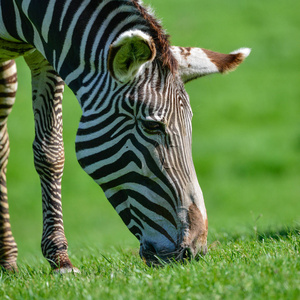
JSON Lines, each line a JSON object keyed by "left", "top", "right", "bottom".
{"left": 7, "top": 0, "right": 300, "bottom": 264}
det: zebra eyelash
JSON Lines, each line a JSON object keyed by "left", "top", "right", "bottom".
{"left": 139, "top": 119, "right": 166, "bottom": 135}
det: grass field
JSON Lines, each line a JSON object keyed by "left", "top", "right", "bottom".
{"left": 1, "top": 0, "right": 300, "bottom": 299}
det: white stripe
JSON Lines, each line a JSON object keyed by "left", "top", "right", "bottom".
{"left": 21, "top": 0, "right": 30, "bottom": 16}
{"left": 12, "top": 1, "right": 26, "bottom": 41}
{"left": 110, "top": 183, "right": 175, "bottom": 218}
{"left": 41, "top": 1, "right": 56, "bottom": 43}
{"left": 59, "top": 0, "right": 74, "bottom": 32}
{"left": 19, "top": 0, "right": 45, "bottom": 55}
{"left": 115, "top": 195, "right": 177, "bottom": 231}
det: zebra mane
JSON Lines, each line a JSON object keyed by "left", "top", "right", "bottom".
{"left": 130, "top": 0, "right": 178, "bottom": 74}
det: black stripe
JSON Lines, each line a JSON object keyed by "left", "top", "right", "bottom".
{"left": 76, "top": 123, "right": 135, "bottom": 156}
{"left": 2, "top": 1, "right": 19, "bottom": 40}
{"left": 89, "top": 150, "right": 142, "bottom": 179}
{"left": 0, "top": 74, "right": 17, "bottom": 85}
{"left": 101, "top": 171, "right": 176, "bottom": 213}
{"left": 119, "top": 207, "right": 144, "bottom": 236}
{"left": 127, "top": 190, "right": 177, "bottom": 228}
{"left": 130, "top": 206, "right": 176, "bottom": 245}
{"left": 0, "top": 60, "right": 15, "bottom": 71}
{"left": 109, "top": 189, "right": 177, "bottom": 228}
{"left": 130, "top": 133, "right": 179, "bottom": 205}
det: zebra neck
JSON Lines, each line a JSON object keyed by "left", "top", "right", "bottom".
{"left": 8, "top": 1, "right": 153, "bottom": 95}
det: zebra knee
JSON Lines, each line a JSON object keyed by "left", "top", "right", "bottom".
{"left": 32, "top": 138, "right": 65, "bottom": 178}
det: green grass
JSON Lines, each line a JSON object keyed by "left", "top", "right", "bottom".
{"left": 1, "top": 0, "right": 300, "bottom": 298}
{"left": 1, "top": 230, "right": 299, "bottom": 299}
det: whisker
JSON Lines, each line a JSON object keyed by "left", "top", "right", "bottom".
{"left": 141, "top": 246, "right": 193, "bottom": 266}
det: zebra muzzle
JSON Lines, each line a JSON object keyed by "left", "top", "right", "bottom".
{"left": 139, "top": 240, "right": 207, "bottom": 266}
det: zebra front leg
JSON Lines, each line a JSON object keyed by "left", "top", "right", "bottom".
{"left": 0, "top": 60, "right": 18, "bottom": 271}
{"left": 24, "top": 51, "right": 79, "bottom": 273}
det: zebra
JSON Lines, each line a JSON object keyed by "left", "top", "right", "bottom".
{"left": 0, "top": 0, "right": 250, "bottom": 272}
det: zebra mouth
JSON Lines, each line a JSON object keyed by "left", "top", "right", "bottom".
{"left": 139, "top": 245, "right": 208, "bottom": 266}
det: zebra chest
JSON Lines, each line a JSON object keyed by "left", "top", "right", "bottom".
{"left": 0, "top": 38, "right": 34, "bottom": 62}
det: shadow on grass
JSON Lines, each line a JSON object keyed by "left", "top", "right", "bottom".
{"left": 256, "top": 226, "right": 300, "bottom": 241}
{"left": 210, "top": 225, "right": 300, "bottom": 244}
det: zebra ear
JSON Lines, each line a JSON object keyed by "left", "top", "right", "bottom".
{"left": 170, "top": 46, "right": 251, "bottom": 83}
{"left": 108, "top": 30, "right": 156, "bottom": 83}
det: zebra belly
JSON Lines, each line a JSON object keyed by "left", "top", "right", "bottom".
{"left": 0, "top": 38, "right": 34, "bottom": 62}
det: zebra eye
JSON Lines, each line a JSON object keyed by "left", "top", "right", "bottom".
{"left": 140, "top": 120, "right": 165, "bottom": 134}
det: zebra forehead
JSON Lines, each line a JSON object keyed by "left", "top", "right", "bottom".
{"left": 134, "top": 70, "right": 190, "bottom": 112}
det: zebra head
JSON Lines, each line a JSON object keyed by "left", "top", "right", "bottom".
{"left": 76, "top": 30, "right": 250, "bottom": 265}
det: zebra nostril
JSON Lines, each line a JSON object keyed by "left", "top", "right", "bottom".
{"left": 181, "top": 247, "right": 193, "bottom": 261}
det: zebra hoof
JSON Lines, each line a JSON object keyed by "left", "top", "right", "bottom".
{"left": 53, "top": 267, "right": 81, "bottom": 275}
